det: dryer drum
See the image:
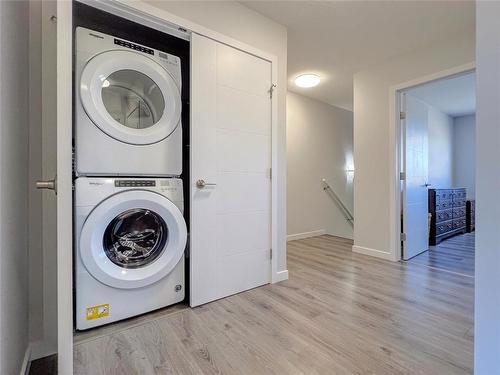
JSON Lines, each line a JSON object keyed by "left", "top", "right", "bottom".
{"left": 101, "top": 69, "right": 166, "bottom": 130}
{"left": 103, "top": 208, "right": 168, "bottom": 269}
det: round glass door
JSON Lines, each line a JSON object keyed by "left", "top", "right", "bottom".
{"left": 101, "top": 70, "right": 165, "bottom": 130}
{"left": 103, "top": 208, "right": 168, "bottom": 269}
{"left": 79, "top": 190, "right": 187, "bottom": 289}
{"left": 80, "top": 50, "right": 181, "bottom": 145}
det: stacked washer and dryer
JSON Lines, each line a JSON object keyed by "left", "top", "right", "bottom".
{"left": 74, "top": 27, "right": 187, "bottom": 330}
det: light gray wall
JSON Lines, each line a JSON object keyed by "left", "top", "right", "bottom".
{"left": 145, "top": 0, "right": 288, "bottom": 273}
{"left": 353, "top": 31, "right": 474, "bottom": 259}
{"left": 0, "top": 1, "right": 30, "bottom": 373}
{"left": 476, "top": 2, "right": 500, "bottom": 372}
{"left": 287, "top": 92, "right": 353, "bottom": 240}
{"left": 453, "top": 115, "right": 475, "bottom": 199}
{"left": 427, "top": 104, "right": 454, "bottom": 189}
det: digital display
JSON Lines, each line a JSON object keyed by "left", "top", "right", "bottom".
{"left": 115, "top": 180, "right": 156, "bottom": 187}
{"left": 114, "top": 39, "right": 154, "bottom": 55}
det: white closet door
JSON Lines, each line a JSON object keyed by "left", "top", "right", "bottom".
{"left": 190, "top": 34, "right": 272, "bottom": 307}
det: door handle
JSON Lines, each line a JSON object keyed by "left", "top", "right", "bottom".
{"left": 36, "top": 176, "right": 57, "bottom": 194}
{"left": 424, "top": 183, "right": 432, "bottom": 187}
{"left": 196, "top": 179, "right": 216, "bottom": 189}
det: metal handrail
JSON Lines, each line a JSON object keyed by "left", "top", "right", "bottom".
{"left": 322, "top": 179, "right": 354, "bottom": 226}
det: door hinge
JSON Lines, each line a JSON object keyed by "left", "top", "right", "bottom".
{"left": 268, "top": 168, "right": 272, "bottom": 179}
{"left": 270, "top": 248, "right": 273, "bottom": 259}
{"left": 400, "top": 233, "right": 407, "bottom": 242}
{"left": 400, "top": 111, "right": 406, "bottom": 120}
{"left": 269, "top": 84, "right": 277, "bottom": 99}
{"left": 400, "top": 171, "right": 406, "bottom": 181}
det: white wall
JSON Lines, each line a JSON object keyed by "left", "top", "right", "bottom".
{"left": 475, "top": 2, "right": 500, "bottom": 373}
{"left": 353, "top": 31, "right": 475, "bottom": 260}
{"left": 287, "top": 92, "right": 353, "bottom": 240}
{"left": 427, "top": 104, "right": 454, "bottom": 189}
{"left": 0, "top": 1, "right": 31, "bottom": 373}
{"left": 453, "top": 114, "right": 475, "bottom": 199}
{"left": 144, "top": 0, "right": 288, "bottom": 273}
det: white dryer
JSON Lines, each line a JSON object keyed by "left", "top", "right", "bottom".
{"left": 75, "top": 27, "right": 183, "bottom": 176}
{"left": 75, "top": 177, "right": 187, "bottom": 330}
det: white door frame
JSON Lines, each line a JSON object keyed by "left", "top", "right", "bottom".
{"left": 389, "top": 62, "right": 475, "bottom": 262}
{"left": 56, "top": 1, "right": 73, "bottom": 374}
{"left": 59, "top": 1, "right": 283, "bottom": 372}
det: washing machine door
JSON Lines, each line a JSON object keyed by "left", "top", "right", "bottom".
{"left": 80, "top": 50, "right": 181, "bottom": 145}
{"left": 79, "top": 190, "right": 187, "bottom": 289}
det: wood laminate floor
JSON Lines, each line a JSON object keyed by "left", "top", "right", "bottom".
{"left": 409, "top": 233, "right": 475, "bottom": 277}
{"left": 69, "top": 235, "right": 473, "bottom": 375}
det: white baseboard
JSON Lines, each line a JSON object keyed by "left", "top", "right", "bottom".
{"left": 287, "top": 229, "right": 325, "bottom": 242}
{"left": 20, "top": 344, "right": 31, "bottom": 375}
{"left": 273, "top": 270, "right": 289, "bottom": 283}
{"left": 352, "top": 245, "right": 395, "bottom": 261}
{"left": 273, "top": 270, "right": 288, "bottom": 284}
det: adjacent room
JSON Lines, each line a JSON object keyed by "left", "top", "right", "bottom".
{"left": 401, "top": 71, "right": 476, "bottom": 277}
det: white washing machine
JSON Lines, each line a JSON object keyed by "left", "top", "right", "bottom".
{"left": 75, "top": 27, "right": 183, "bottom": 176}
{"left": 75, "top": 177, "right": 187, "bottom": 330}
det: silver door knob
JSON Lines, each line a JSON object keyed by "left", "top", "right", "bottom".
{"left": 196, "top": 179, "right": 216, "bottom": 188}
{"left": 36, "top": 176, "right": 57, "bottom": 194}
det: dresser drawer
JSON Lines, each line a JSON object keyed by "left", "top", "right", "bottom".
{"left": 453, "top": 189, "right": 467, "bottom": 199}
{"left": 435, "top": 209, "right": 453, "bottom": 223}
{"left": 452, "top": 207, "right": 466, "bottom": 218}
{"left": 453, "top": 197, "right": 466, "bottom": 207}
{"left": 436, "top": 220, "right": 454, "bottom": 235}
{"left": 436, "top": 200, "right": 453, "bottom": 211}
{"left": 436, "top": 189, "right": 454, "bottom": 201}
{"left": 453, "top": 218, "right": 466, "bottom": 230}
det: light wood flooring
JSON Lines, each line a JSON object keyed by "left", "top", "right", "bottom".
{"left": 408, "top": 232, "right": 475, "bottom": 277}
{"left": 69, "top": 235, "right": 473, "bottom": 375}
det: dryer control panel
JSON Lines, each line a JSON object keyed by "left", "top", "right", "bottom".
{"left": 114, "top": 38, "right": 154, "bottom": 55}
{"left": 115, "top": 180, "right": 155, "bottom": 187}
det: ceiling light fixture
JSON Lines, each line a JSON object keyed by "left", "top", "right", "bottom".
{"left": 295, "top": 74, "right": 320, "bottom": 88}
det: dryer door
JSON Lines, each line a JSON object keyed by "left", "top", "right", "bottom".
{"left": 79, "top": 190, "right": 186, "bottom": 289}
{"left": 80, "top": 50, "right": 181, "bottom": 145}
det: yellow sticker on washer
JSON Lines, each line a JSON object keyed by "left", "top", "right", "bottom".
{"left": 86, "top": 304, "right": 110, "bottom": 320}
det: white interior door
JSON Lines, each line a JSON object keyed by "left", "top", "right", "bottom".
{"left": 402, "top": 93, "right": 430, "bottom": 260}
{"left": 190, "top": 34, "right": 272, "bottom": 307}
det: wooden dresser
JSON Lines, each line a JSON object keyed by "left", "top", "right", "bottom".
{"left": 428, "top": 188, "right": 467, "bottom": 245}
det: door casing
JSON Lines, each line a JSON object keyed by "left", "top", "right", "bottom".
{"left": 391, "top": 64, "right": 476, "bottom": 261}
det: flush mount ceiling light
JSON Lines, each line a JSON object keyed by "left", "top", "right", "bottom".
{"left": 295, "top": 74, "right": 321, "bottom": 88}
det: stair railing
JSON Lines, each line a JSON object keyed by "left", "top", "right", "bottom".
{"left": 322, "top": 178, "right": 354, "bottom": 226}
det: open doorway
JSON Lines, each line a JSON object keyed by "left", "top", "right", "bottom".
{"left": 400, "top": 70, "right": 475, "bottom": 277}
